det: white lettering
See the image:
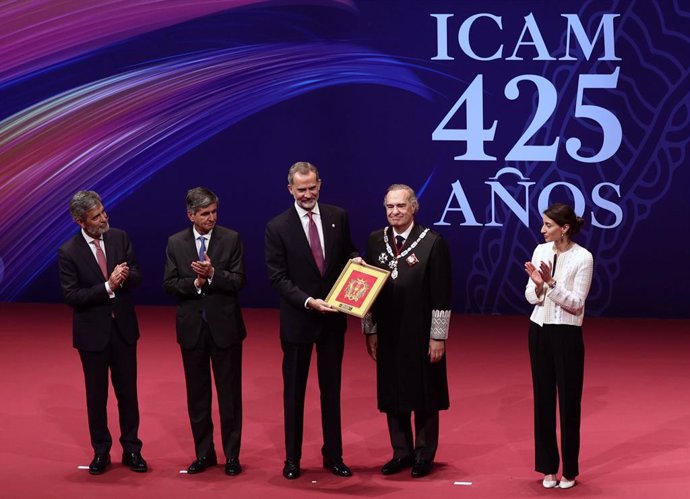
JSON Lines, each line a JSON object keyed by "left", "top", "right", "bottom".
{"left": 506, "top": 13, "right": 555, "bottom": 61}
{"left": 459, "top": 13, "right": 503, "bottom": 61}
{"left": 434, "top": 180, "right": 483, "bottom": 226}
{"left": 591, "top": 182, "right": 623, "bottom": 228}
{"left": 431, "top": 14, "right": 454, "bottom": 60}
{"left": 485, "top": 167, "right": 535, "bottom": 227}
{"left": 561, "top": 13, "right": 621, "bottom": 61}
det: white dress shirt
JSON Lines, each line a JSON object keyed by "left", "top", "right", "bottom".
{"left": 294, "top": 202, "right": 326, "bottom": 309}
{"left": 392, "top": 222, "right": 414, "bottom": 244}
{"left": 81, "top": 229, "right": 114, "bottom": 297}
{"left": 193, "top": 227, "right": 213, "bottom": 257}
{"left": 192, "top": 226, "right": 214, "bottom": 291}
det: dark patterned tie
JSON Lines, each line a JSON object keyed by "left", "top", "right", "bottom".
{"left": 395, "top": 235, "right": 405, "bottom": 252}
{"left": 91, "top": 239, "right": 108, "bottom": 279}
{"left": 307, "top": 211, "right": 325, "bottom": 275}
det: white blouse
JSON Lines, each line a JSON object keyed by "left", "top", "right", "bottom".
{"left": 525, "top": 242, "right": 594, "bottom": 327}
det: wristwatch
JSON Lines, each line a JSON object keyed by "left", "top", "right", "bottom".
{"left": 547, "top": 280, "right": 557, "bottom": 289}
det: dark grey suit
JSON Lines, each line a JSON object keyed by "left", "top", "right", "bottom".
{"left": 163, "top": 225, "right": 246, "bottom": 460}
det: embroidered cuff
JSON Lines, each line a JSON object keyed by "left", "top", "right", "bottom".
{"left": 430, "top": 309, "right": 451, "bottom": 340}
{"left": 362, "top": 312, "right": 377, "bottom": 335}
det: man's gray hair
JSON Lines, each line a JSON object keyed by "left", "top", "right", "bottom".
{"left": 186, "top": 187, "right": 219, "bottom": 214}
{"left": 69, "top": 190, "right": 102, "bottom": 222}
{"left": 384, "top": 184, "right": 419, "bottom": 213}
{"left": 287, "top": 161, "right": 320, "bottom": 185}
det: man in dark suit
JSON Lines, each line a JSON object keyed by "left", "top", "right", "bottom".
{"left": 58, "top": 190, "right": 147, "bottom": 475}
{"left": 163, "top": 187, "right": 246, "bottom": 476}
{"left": 265, "top": 161, "right": 358, "bottom": 480}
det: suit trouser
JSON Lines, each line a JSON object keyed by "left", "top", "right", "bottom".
{"left": 78, "top": 320, "right": 142, "bottom": 455}
{"left": 180, "top": 322, "right": 243, "bottom": 460}
{"left": 528, "top": 321, "right": 584, "bottom": 479}
{"left": 386, "top": 410, "right": 439, "bottom": 462}
{"left": 281, "top": 330, "right": 345, "bottom": 462}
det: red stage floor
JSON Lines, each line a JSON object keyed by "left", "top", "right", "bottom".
{"left": 0, "top": 303, "right": 688, "bottom": 498}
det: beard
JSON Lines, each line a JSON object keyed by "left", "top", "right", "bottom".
{"left": 87, "top": 221, "right": 110, "bottom": 238}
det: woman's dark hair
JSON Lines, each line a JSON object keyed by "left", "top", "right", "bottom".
{"left": 543, "top": 203, "right": 585, "bottom": 237}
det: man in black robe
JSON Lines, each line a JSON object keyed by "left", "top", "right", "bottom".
{"left": 363, "top": 184, "right": 452, "bottom": 478}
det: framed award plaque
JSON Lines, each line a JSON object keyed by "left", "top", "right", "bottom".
{"left": 325, "top": 259, "right": 390, "bottom": 318}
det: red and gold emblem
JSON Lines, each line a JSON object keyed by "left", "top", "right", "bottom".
{"left": 344, "top": 277, "right": 370, "bottom": 302}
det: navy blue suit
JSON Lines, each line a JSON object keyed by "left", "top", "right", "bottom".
{"left": 265, "top": 203, "right": 357, "bottom": 461}
{"left": 58, "top": 228, "right": 143, "bottom": 455}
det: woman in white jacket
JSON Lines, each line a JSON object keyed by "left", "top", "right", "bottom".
{"left": 524, "top": 203, "right": 593, "bottom": 490}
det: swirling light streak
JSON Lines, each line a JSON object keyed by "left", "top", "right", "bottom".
{"left": 0, "top": 0, "right": 355, "bottom": 88}
{"left": 0, "top": 42, "right": 429, "bottom": 299}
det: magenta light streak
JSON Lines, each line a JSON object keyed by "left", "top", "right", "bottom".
{"left": 0, "top": 0, "right": 355, "bottom": 85}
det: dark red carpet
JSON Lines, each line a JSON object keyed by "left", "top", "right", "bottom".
{"left": 1, "top": 303, "right": 688, "bottom": 498}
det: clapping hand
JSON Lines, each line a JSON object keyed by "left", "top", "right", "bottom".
{"left": 191, "top": 252, "right": 214, "bottom": 279}
{"left": 524, "top": 261, "right": 543, "bottom": 286}
{"left": 108, "top": 263, "right": 129, "bottom": 290}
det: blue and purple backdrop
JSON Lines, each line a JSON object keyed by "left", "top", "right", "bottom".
{"left": 1, "top": 0, "right": 688, "bottom": 317}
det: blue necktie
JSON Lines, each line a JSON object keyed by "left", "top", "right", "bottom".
{"left": 197, "top": 236, "right": 207, "bottom": 321}
{"left": 198, "top": 236, "right": 206, "bottom": 261}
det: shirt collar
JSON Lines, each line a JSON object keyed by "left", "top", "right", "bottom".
{"left": 193, "top": 227, "right": 213, "bottom": 241}
{"left": 393, "top": 221, "right": 414, "bottom": 240}
{"left": 81, "top": 229, "right": 102, "bottom": 245}
{"left": 294, "top": 202, "right": 320, "bottom": 219}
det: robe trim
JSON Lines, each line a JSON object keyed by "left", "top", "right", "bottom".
{"left": 430, "top": 309, "right": 451, "bottom": 340}
{"left": 362, "top": 311, "right": 377, "bottom": 335}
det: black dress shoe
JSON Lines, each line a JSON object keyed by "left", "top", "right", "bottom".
{"left": 381, "top": 456, "right": 413, "bottom": 475}
{"left": 282, "top": 460, "right": 300, "bottom": 480}
{"left": 122, "top": 452, "right": 148, "bottom": 472}
{"left": 88, "top": 453, "right": 111, "bottom": 475}
{"left": 323, "top": 457, "right": 352, "bottom": 477}
{"left": 411, "top": 459, "right": 433, "bottom": 478}
{"left": 225, "top": 457, "right": 242, "bottom": 476}
{"left": 187, "top": 455, "right": 218, "bottom": 474}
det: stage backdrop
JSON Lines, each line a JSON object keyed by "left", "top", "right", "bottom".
{"left": 0, "top": 0, "right": 688, "bottom": 318}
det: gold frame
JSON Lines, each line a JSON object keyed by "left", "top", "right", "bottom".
{"left": 325, "top": 259, "right": 390, "bottom": 318}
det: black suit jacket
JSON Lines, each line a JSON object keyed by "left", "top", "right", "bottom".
{"left": 163, "top": 225, "right": 247, "bottom": 349}
{"left": 265, "top": 203, "right": 357, "bottom": 344}
{"left": 58, "top": 228, "right": 141, "bottom": 352}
